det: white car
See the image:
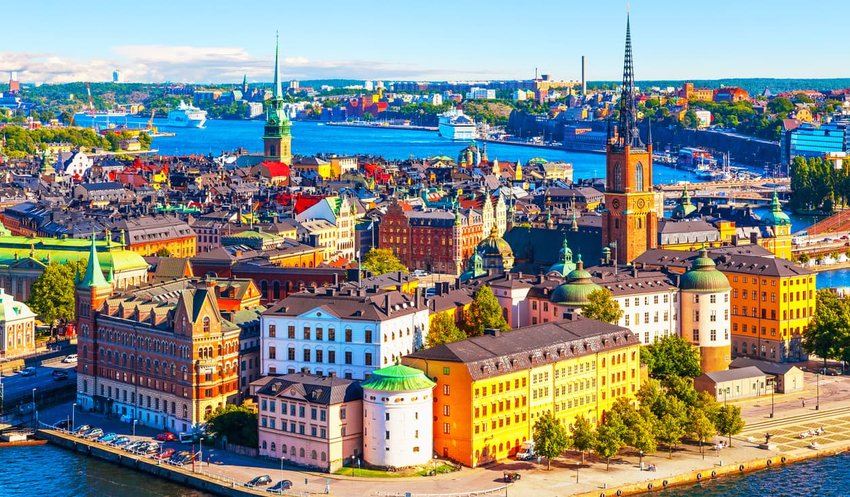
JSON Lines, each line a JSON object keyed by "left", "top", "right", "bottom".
{"left": 62, "top": 354, "right": 78, "bottom": 363}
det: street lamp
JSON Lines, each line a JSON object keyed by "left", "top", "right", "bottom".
{"left": 433, "top": 455, "right": 438, "bottom": 475}
{"left": 72, "top": 402, "right": 77, "bottom": 431}
{"left": 770, "top": 383, "right": 775, "bottom": 418}
{"left": 132, "top": 419, "right": 138, "bottom": 436}
{"left": 281, "top": 456, "right": 286, "bottom": 473}
{"left": 816, "top": 372, "right": 820, "bottom": 411}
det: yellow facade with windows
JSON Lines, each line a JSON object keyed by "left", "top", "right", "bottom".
{"left": 404, "top": 319, "right": 640, "bottom": 467}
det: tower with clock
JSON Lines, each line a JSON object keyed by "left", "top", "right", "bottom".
{"left": 602, "top": 15, "right": 658, "bottom": 263}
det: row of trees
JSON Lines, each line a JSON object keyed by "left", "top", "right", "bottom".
{"left": 533, "top": 374, "right": 744, "bottom": 471}
{"left": 789, "top": 155, "right": 848, "bottom": 212}
{"left": 0, "top": 125, "right": 110, "bottom": 158}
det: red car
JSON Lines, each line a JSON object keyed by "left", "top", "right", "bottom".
{"left": 155, "top": 432, "right": 177, "bottom": 442}
{"left": 154, "top": 447, "right": 176, "bottom": 460}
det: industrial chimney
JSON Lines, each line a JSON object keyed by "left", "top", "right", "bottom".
{"left": 581, "top": 56, "right": 587, "bottom": 95}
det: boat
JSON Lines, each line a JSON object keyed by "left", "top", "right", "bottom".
{"left": 0, "top": 430, "right": 47, "bottom": 447}
{"left": 438, "top": 107, "right": 477, "bottom": 140}
{"left": 677, "top": 147, "right": 717, "bottom": 172}
{"left": 163, "top": 101, "right": 207, "bottom": 128}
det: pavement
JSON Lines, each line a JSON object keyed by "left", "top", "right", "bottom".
{"left": 31, "top": 369, "right": 850, "bottom": 497}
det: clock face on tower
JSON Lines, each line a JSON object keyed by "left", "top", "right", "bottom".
{"left": 637, "top": 198, "right": 646, "bottom": 209}
{"left": 612, "top": 198, "right": 620, "bottom": 210}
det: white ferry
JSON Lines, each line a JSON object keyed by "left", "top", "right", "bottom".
{"left": 438, "top": 108, "right": 477, "bottom": 140}
{"left": 164, "top": 101, "right": 207, "bottom": 128}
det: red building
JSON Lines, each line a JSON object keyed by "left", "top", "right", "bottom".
{"left": 714, "top": 87, "right": 750, "bottom": 103}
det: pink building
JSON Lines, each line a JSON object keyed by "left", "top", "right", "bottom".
{"left": 253, "top": 371, "right": 363, "bottom": 471}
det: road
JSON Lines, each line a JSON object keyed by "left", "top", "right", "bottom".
{"left": 0, "top": 360, "right": 77, "bottom": 405}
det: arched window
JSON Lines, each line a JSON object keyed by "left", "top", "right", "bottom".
{"left": 203, "top": 316, "right": 211, "bottom": 334}
{"left": 271, "top": 442, "right": 276, "bottom": 452}
{"left": 321, "top": 451, "right": 327, "bottom": 462}
{"left": 635, "top": 162, "right": 644, "bottom": 192}
{"left": 311, "top": 450, "right": 317, "bottom": 460}
{"left": 613, "top": 163, "right": 623, "bottom": 192}
{"left": 273, "top": 281, "right": 281, "bottom": 300}
{"left": 299, "top": 448, "right": 305, "bottom": 457}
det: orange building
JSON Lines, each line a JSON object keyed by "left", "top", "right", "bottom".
{"left": 680, "top": 82, "right": 714, "bottom": 102}
{"left": 115, "top": 216, "right": 197, "bottom": 258}
{"left": 404, "top": 317, "right": 640, "bottom": 467}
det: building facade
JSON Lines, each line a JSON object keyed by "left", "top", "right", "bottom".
{"left": 0, "top": 287, "right": 37, "bottom": 358}
{"left": 115, "top": 216, "right": 197, "bottom": 258}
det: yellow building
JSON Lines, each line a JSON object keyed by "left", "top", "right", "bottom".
{"left": 403, "top": 317, "right": 641, "bottom": 467}
{"left": 291, "top": 157, "right": 332, "bottom": 180}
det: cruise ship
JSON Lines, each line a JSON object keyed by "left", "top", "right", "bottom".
{"left": 164, "top": 101, "right": 207, "bottom": 128}
{"left": 438, "top": 108, "right": 477, "bottom": 140}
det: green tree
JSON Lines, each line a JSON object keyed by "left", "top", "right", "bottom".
{"left": 28, "top": 260, "right": 86, "bottom": 329}
{"left": 714, "top": 404, "right": 745, "bottom": 447}
{"left": 581, "top": 288, "right": 624, "bottom": 324}
{"left": 533, "top": 410, "right": 570, "bottom": 470}
{"left": 641, "top": 335, "right": 702, "bottom": 379}
{"left": 794, "top": 93, "right": 814, "bottom": 104}
{"left": 683, "top": 110, "right": 700, "bottom": 129}
{"left": 656, "top": 404, "right": 688, "bottom": 459}
{"left": 425, "top": 312, "right": 467, "bottom": 348}
{"left": 663, "top": 375, "right": 699, "bottom": 407}
{"left": 206, "top": 404, "right": 258, "bottom": 448}
{"left": 688, "top": 409, "right": 716, "bottom": 459}
{"left": 361, "top": 248, "right": 408, "bottom": 276}
{"left": 803, "top": 289, "right": 850, "bottom": 366}
{"left": 155, "top": 247, "right": 172, "bottom": 257}
{"left": 462, "top": 285, "right": 509, "bottom": 336}
{"left": 570, "top": 415, "right": 596, "bottom": 465}
{"left": 594, "top": 413, "right": 626, "bottom": 471}
{"left": 768, "top": 97, "right": 794, "bottom": 114}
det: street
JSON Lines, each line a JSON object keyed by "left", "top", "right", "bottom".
{"left": 0, "top": 361, "right": 77, "bottom": 406}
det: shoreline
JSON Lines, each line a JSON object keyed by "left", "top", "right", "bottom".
{"left": 326, "top": 121, "right": 438, "bottom": 132}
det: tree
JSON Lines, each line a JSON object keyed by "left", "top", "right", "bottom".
{"left": 425, "top": 312, "right": 466, "bottom": 348}
{"left": 794, "top": 93, "right": 814, "bottom": 104}
{"left": 206, "top": 404, "right": 258, "bottom": 448}
{"left": 714, "top": 405, "right": 745, "bottom": 448}
{"left": 803, "top": 289, "right": 850, "bottom": 365}
{"left": 533, "top": 411, "right": 570, "bottom": 470}
{"left": 683, "top": 110, "right": 700, "bottom": 129}
{"left": 462, "top": 285, "right": 509, "bottom": 336}
{"left": 656, "top": 406, "right": 688, "bottom": 459}
{"left": 688, "top": 409, "right": 716, "bottom": 459}
{"left": 361, "top": 248, "right": 407, "bottom": 276}
{"left": 594, "top": 413, "right": 626, "bottom": 471}
{"left": 768, "top": 97, "right": 794, "bottom": 115}
{"left": 581, "top": 288, "right": 624, "bottom": 324}
{"left": 570, "top": 415, "right": 596, "bottom": 465}
{"left": 641, "top": 335, "right": 702, "bottom": 379}
{"left": 155, "top": 247, "right": 172, "bottom": 257}
{"left": 28, "top": 260, "right": 86, "bottom": 329}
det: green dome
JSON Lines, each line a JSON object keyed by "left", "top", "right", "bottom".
{"left": 460, "top": 252, "right": 487, "bottom": 282}
{"left": 477, "top": 226, "right": 513, "bottom": 258}
{"left": 361, "top": 365, "right": 436, "bottom": 392}
{"left": 548, "top": 236, "right": 575, "bottom": 276}
{"left": 672, "top": 185, "right": 697, "bottom": 219}
{"left": 761, "top": 191, "right": 791, "bottom": 226}
{"left": 680, "top": 248, "right": 731, "bottom": 292}
{"left": 550, "top": 258, "right": 601, "bottom": 306}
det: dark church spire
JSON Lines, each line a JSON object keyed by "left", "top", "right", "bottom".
{"left": 616, "top": 14, "right": 643, "bottom": 149}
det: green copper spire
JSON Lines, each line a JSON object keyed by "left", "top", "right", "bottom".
{"left": 263, "top": 31, "right": 292, "bottom": 163}
{"left": 79, "top": 232, "right": 108, "bottom": 289}
{"left": 762, "top": 190, "right": 791, "bottom": 226}
{"left": 273, "top": 31, "right": 282, "bottom": 99}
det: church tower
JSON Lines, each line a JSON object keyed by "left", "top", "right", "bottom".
{"left": 602, "top": 15, "right": 657, "bottom": 263}
{"left": 263, "top": 33, "right": 292, "bottom": 164}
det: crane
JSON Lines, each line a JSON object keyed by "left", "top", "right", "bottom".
{"left": 146, "top": 110, "right": 157, "bottom": 133}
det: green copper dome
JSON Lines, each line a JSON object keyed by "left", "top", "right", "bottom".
{"left": 680, "top": 248, "right": 730, "bottom": 292}
{"left": 477, "top": 226, "right": 513, "bottom": 258}
{"left": 548, "top": 236, "right": 576, "bottom": 276}
{"left": 761, "top": 191, "right": 791, "bottom": 226}
{"left": 672, "top": 185, "right": 697, "bottom": 219}
{"left": 550, "top": 257, "right": 601, "bottom": 306}
{"left": 361, "top": 365, "right": 436, "bottom": 392}
{"left": 460, "top": 252, "right": 487, "bottom": 282}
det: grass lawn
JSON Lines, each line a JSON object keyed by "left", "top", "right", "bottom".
{"left": 334, "top": 467, "right": 404, "bottom": 478}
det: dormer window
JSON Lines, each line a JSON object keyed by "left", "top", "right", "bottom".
{"left": 203, "top": 316, "right": 211, "bottom": 333}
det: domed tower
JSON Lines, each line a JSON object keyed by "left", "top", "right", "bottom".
{"left": 550, "top": 256, "right": 602, "bottom": 312}
{"left": 671, "top": 185, "right": 697, "bottom": 219}
{"left": 477, "top": 226, "right": 514, "bottom": 273}
{"left": 679, "top": 247, "right": 731, "bottom": 373}
{"left": 460, "top": 252, "right": 487, "bottom": 282}
{"left": 548, "top": 236, "right": 576, "bottom": 277}
{"left": 361, "top": 365, "right": 436, "bottom": 468}
{"left": 760, "top": 191, "right": 793, "bottom": 259}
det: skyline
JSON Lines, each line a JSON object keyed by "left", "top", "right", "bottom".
{"left": 1, "top": 0, "right": 848, "bottom": 84}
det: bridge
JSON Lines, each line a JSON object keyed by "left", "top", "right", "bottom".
{"left": 656, "top": 177, "right": 790, "bottom": 204}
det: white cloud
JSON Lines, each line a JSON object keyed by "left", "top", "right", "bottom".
{"left": 0, "top": 45, "right": 512, "bottom": 83}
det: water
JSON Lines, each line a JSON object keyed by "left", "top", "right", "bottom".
{"left": 659, "top": 452, "right": 850, "bottom": 497}
{"left": 0, "top": 444, "right": 212, "bottom": 497}
{"left": 77, "top": 116, "right": 701, "bottom": 185}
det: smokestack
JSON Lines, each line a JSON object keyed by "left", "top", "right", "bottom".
{"left": 581, "top": 56, "right": 587, "bottom": 95}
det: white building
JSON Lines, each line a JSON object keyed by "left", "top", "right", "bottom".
{"left": 295, "top": 196, "right": 356, "bottom": 262}
{"left": 261, "top": 287, "right": 430, "bottom": 380}
{"left": 679, "top": 248, "right": 732, "bottom": 372}
{"left": 0, "top": 287, "right": 37, "bottom": 358}
{"left": 361, "top": 365, "right": 435, "bottom": 468}
{"left": 466, "top": 88, "right": 496, "bottom": 100}
{"left": 57, "top": 150, "right": 94, "bottom": 180}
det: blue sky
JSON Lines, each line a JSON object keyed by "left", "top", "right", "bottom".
{"left": 1, "top": 0, "right": 845, "bottom": 84}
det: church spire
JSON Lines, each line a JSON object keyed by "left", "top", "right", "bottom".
{"left": 616, "top": 14, "right": 643, "bottom": 149}
{"left": 79, "top": 232, "right": 108, "bottom": 289}
{"left": 273, "top": 31, "right": 282, "bottom": 99}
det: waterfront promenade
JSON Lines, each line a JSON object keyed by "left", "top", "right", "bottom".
{"left": 33, "top": 369, "right": 850, "bottom": 497}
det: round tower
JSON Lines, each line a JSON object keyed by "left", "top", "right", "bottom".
{"left": 362, "top": 365, "right": 436, "bottom": 468}
{"left": 679, "top": 247, "right": 731, "bottom": 373}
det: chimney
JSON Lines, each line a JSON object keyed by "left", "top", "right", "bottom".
{"left": 483, "top": 328, "right": 501, "bottom": 337}
{"left": 414, "top": 287, "right": 421, "bottom": 308}
{"left": 581, "top": 56, "right": 587, "bottom": 95}
{"left": 384, "top": 294, "right": 391, "bottom": 315}
{"left": 442, "top": 281, "right": 450, "bottom": 295}
{"left": 632, "top": 266, "right": 638, "bottom": 278}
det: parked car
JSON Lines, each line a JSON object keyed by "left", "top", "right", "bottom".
{"left": 169, "top": 451, "right": 193, "bottom": 466}
{"left": 154, "top": 448, "right": 176, "bottom": 460}
{"left": 97, "top": 433, "right": 118, "bottom": 443}
{"left": 267, "top": 480, "right": 293, "bottom": 493}
{"left": 83, "top": 428, "right": 104, "bottom": 440}
{"left": 124, "top": 441, "right": 146, "bottom": 452}
{"left": 62, "top": 354, "right": 78, "bottom": 363}
{"left": 245, "top": 475, "right": 273, "bottom": 488}
{"left": 19, "top": 367, "right": 36, "bottom": 376}
{"left": 155, "top": 431, "right": 177, "bottom": 442}
{"left": 52, "top": 370, "right": 69, "bottom": 381}
{"left": 109, "top": 436, "right": 131, "bottom": 447}
{"left": 73, "top": 425, "right": 91, "bottom": 435}
{"left": 140, "top": 442, "right": 160, "bottom": 455}
{"left": 516, "top": 441, "right": 536, "bottom": 461}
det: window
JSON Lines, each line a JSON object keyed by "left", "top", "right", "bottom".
{"left": 316, "top": 327, "right": 323, "bottom": 340}
{"left": 635, "top": 163, "right": 644, "bottom": 192}
{"left": 288, "top": 348, "right": 295, "bottom": 361}
{"left": 710, "top": 330, "right": 717, "bottom": 341}
{"left": 692, "top": 329, "right": 699, "bottom": 342}
{"left": 344, "top": 351, "right": 352, "bottom": 364}
{"left": 288, "top": 326, "right": 295, "bottom": 339}
{"left": 365, "top": 330, "right": 373, "bottom": 343}
{"left": 345, "top": 329, "right": 352, "bottom": 342}
{"left": 328, "top": 328, "right": 336, "bottom": 341}
{"left": 443, "top": 423, "right": 451, "bottom": 434}
{"left": 268, "top": 324, "right": 276, "bottom": 338}
{"left": 443, "top": 405, "right": 450, "bottom": 416}
{"left": 268, "top": 346, "right": 276, "bottom": 360}
{"left": 328, "top": 350, "right": 336, "bottom": 364}
{"left": 365, "top": 352, "right": 373, "bottom": 366}
{"left": 443, "top": 384, "right": 450, "bottom": 395}
{"left": 303, "top": 327, "right": 311, "bottom": 340}
{"left": 710, "top": 295, "right": 716, "bottom": 304}
{"left": 316, "top": 349, "right": 323, "bottom": 363}
{"left": 203, "top": 316, "right": 210, "bottom": 333}
{"left": 303, "top": 349, "right": 311, "bottom": 362}
{"left": 443, "top": 367, "right": 450, "bottom": 375}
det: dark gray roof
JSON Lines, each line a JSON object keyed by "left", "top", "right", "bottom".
{"left": 699, "top": 366, "right": 766, "bottom": 383}
{"left": 407, "top": 316, "right": 637, "bottom": 380}
{"left": 255, "top": 372, "right": 362, "bottom": 405}
{"left": 264, "top": 287, "right": 424, "bottom": 322}
{"left": 729, "top": 357, "right": 801, "bottom": 375}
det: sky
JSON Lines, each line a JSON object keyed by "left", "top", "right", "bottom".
{"left": 1, "top": 0, "right": 847, "bottom": 85}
